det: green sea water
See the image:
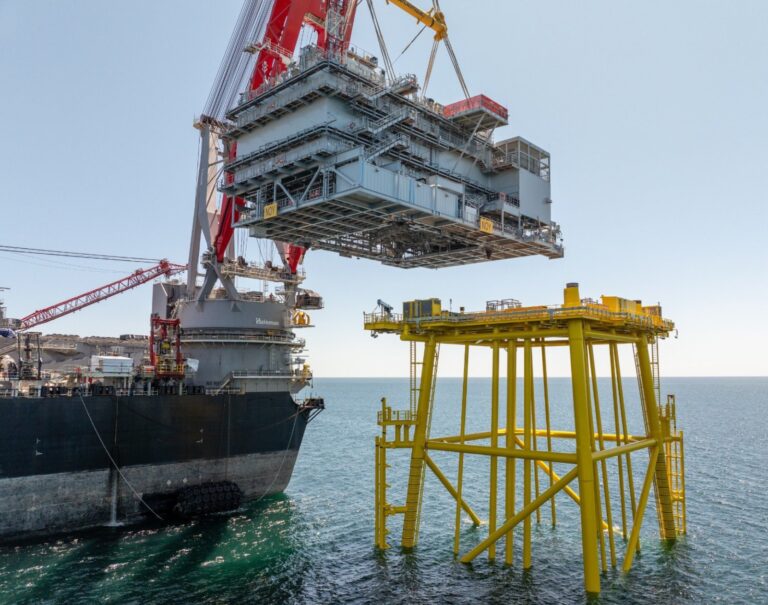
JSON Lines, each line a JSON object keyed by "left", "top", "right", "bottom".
{"left": 0, "top": 377, "right": 765, "bottom": 604}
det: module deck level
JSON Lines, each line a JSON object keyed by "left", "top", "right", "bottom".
{"left": 225, "top": 47, "right": 563, "bottom": 269}
{"left": 364, "top": 292, "right": 674, "bottom": 337}
{"left": 369, "top": 284, "right": 685, "bottom": 596}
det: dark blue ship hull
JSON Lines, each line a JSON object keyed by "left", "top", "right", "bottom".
{"left": 0, "top": 392, "right": 313, "bottom": 540}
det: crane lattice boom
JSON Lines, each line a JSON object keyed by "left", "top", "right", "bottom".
{"left": 19, "top": 260, "right": 187, "bottom": 331}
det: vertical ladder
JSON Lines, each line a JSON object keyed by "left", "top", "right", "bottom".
{"left": 633, "top": 342, "right": 664, "bottom": 535}
{"left": 661, "top": 395, "right": 686, "bottom": 534}
{"left": 410, "top": 341, "right": 440, "bottom": 423}
{"left": 410, "top": 341, "right": 419, "bottom": 415}
{"left": 402, "top": 340, "right": 440, "bottom": 548}
{"left": 650, "top": 338, "right": 661, "bottom": 404}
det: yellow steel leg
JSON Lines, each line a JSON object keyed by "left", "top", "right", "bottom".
{"left": 541, "top": 343, "right": 556, "bottom": 526}
{"left": 567, "top": 320, "right": 601, "bottom": 595}
{"left": 505, "top": 340, "right": 517, "bottom": 565}
{"left": 614, "top": 342, "right": 639, "bottom": 547}
{"left": 583, "top": 341, "right": 607, "bottom": 573}
{"left": 609, "top": 343, "right": 628, "bottom": 541}
{"left": 530, "top": 367, "right": 541, "bottom": 525}
{"left": 636, "top": 335, "right": 677, "bottom": 541}
{"left": 375, "top": 397, "right": 389, "bottom": 550}
{"left": 523, "top": 339, "right": 533, "bottom": 569}
{"left": 680, "top": 430, "right": 687, "bottom": 534}
{"left": 401, "top": 336, "right": 438, "bottom": 549}
{"left": 589, "top": 344, "right": 617, "bottom": 567}
{"left": 489, "top": 341, "right": 500, "bottom": 560}
{"left": 375, "top": 436, "right": 383, "bottom": 547}
{"left": 454, "top": 344, "right": 470, "bottom": 554}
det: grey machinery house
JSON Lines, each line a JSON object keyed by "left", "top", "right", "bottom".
{"left": 223, "top": 45, "right": 563, "bottom": 269}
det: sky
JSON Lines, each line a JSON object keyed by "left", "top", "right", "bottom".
{"left": 0, "top": 0, "right": 766, "bottom": 378}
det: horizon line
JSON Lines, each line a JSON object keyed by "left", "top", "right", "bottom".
{"left": 312, "top": 375, "right": 768, "bottom": 379}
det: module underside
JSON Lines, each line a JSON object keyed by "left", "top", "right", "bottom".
{"left": 224, "top": 47, "right": 563, "bottom": 269}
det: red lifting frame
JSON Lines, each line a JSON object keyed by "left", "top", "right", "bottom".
{"left": 213, "top": 0, "right": 359, "bottom": 273}
{"left": 149, "top": 315, "right": 184, "bottom": 379}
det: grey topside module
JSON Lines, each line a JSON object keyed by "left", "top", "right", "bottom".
{"left": 225, "top": 46, "right": 563, "bottom": 269}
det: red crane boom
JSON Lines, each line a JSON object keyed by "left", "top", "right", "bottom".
{"left": 19, "top": 260, "right": 187, "bottom": 331}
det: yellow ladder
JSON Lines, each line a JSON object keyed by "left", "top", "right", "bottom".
{"left": 660, "top": 395, "right": 687, "bottom": 534}
{"left": 375, "top": 398, "right": 417, "bottom": 549}
{"left": 634, "top": 340, "right": 679, "bottom": 537}
{"left": 409, "top": 341, "right": 419, "bottom": 415}
{"left": 401, "top": 340, "right": 440, "bottom": 548}
{"left": 650, "top": 338, "right": 661, "bottom": 403}
{"left": 633, "top": 343, "right": 664, "bottom": 535}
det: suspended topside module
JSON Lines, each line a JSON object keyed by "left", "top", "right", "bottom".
{"left": 223, "top": 45, "right": 563, "bottom": 268}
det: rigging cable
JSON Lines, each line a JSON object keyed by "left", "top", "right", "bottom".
{"left": 252, "top": 401, "right": 301, "bottom": 505}
{"left": 0, "top": 245, "right": 161, "bottom": 264}
{"left": 203, "top": 0, "right": 274, "bottom": 122}
{"left": 393, "top": 23, "right": 427, "bottom": 64}
{"left": 365, "top": 0, "right": 396, "bottom": 82}
{"left": 422, "top": 38, "right": 440, "bottom": 98}
{"left": 444, "top": 34, "right": 470, "bottom": 99}
{"left": 0, "top": 253, "right": 126, "bottom": 275}
{"left": 79, "top": 394, "right": 164, "bottom": 521}
{"left": 433, "top": 0, "right": 470, "bottom": 99}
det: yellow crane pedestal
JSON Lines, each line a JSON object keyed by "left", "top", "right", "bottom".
{"left": 367, "top": 283, "right": 686, "bottom": 596}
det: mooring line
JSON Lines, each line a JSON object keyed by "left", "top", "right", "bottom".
{"left": 79, "top": 394, "right": 163, "bottom": 521}
{"left": 253, "top": 406, "right": 300, "bottom": 504}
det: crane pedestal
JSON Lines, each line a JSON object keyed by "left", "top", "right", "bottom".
{"left": 367, "top": 283, "right": 686, "bottom": 595}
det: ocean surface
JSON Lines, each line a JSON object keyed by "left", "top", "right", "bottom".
{"left": 0, "top": 377, "right": 765, "bottom": 604}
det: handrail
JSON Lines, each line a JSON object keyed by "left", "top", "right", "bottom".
{"left": 364, "top": 304, "right": 673, "bottom": 332}
{"left": 181, "top": 333, "right": 304, "bottom": 346}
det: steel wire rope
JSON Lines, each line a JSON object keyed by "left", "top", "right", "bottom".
{"left": 252, "top": 403, "right": 301, "bottom": 505}
{"left": 0, "top": 245, "right": 161, "bottom": 264}
{"left": 393, "top": 24, "right": 427, "bottom": 64}
{"left": 206, "top": 0, "right": 257, "bottom": 119}
{"left": 422, "top": 38, "right": 439, "bottom": 98}
{"left": 0, "top": 253, "right": 128, "bottom": 275}
{"left": 443, "top": 35, "right": 470, "bottom": 99}
{"left": 79, "top": 394, "right": 163, "bottom": 521}
{"left": 204, "top": 0, "right": 274, "bottom": 121}
{"left": 365, "top": 0, "right": 396, "bottom": 81}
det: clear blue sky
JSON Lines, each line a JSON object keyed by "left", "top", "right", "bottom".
{"left": 1, "top": 1, "right": 766, "bottom": 377}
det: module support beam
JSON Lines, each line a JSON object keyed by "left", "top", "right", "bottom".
{"left": 568, "top": 319, "right": 601, "bottom": 595}
{"left": 370, "top": 283, "right": 686, "bottom": 597}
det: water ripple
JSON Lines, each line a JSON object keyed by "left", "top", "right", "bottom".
{"left": 0, "top": 378, "right": 765, "bottom": 604}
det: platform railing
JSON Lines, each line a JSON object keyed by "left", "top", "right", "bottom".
{"left": 364, "top": 304, "right": 673, "bottom": 332}
{"left": 181, "top": 333, "right": 304, "bottom": 347}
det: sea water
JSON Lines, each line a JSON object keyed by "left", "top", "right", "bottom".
{"left": 0, "top": 378, "right": 765, "bottom": 604}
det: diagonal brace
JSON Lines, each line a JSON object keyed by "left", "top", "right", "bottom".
{"left": 623, "top": 446, "right": 659, "bottom": 572}
{"left": 461, "top": 466, "right": 579, "bottom": 563}
{"left": 425, "top": 454, "right": 482, "bottom": 526}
